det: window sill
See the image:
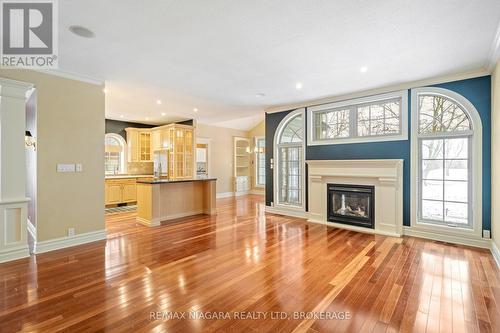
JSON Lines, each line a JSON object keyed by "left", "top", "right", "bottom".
{"left": 411, "top": 220, "right": 480, "bottom": 239}
{"left": 307, "top": 134, "right": 408, "bottom": 146}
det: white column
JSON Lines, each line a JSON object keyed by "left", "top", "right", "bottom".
{"left": 0, "top": 78, "right": 34, "bottom": 263}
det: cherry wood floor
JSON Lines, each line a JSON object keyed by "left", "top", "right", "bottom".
{"left": 1, "top": 195, "right": 499, "bottom": 332}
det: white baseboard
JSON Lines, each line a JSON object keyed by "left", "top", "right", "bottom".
{"left": 265, "top": 206, "right": 307, "bottom": 219}
{"left": 307, "top": 218, "right": 401, "bottom": 237}
{"left": 249, "top": 189, "right": 265, "bottom": 196}
{"left": 403, "top": 226, "right": 491, "bottom": 249}
{"left": 216, "top": 192, "right": 234, "bottom": 199}
{"left": 491, "top": 240, "right": 500, "bottom": 268}
{"left": 36, "top": 229, "right": 107, "bottom": 254}
{"left": 0, "top": 244, "right": 30, "bottom": 263}
{"left": 235, "top": 191, "right": 249, "bottom": 197}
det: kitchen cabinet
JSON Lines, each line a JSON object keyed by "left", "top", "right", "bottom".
{"left": 125, "top": 129, "right": 152, "bottom": 162}
{"left": 125, "top": 124, "right": 195, "bottom": 179}
{"left": 167, "top": 125, "right": 194, "bottom": 179}
{"left": 105, "top": 179, "right": 137, "bottom": 205}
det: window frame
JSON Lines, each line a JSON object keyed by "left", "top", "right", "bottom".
{"left": 273, "top": 108, "right": 306, "bottom": 211}
{"left": 254, "top": 136, "right": 266, "bottom": 188}
{"left": 307, "top": 90, "right": 408, "bottom": 146}
{"left": 105, "top": 133, "right": 127, "bottom": 175}
{"left": 410, "top": 87, "right": 483, "bottom": 239}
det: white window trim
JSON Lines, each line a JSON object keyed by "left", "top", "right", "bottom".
{"left": 410, "top": 87, "right": 483, "bottom": 239}
{"left": 307, "top": 90, "right": 408, "bottom": 146}
{"left": 105, "top": 133, "right": 127, "bottom": 174}
{"left": 196, "top": 137, "right": 212, "bottom": 177}
{"left": 273, "top": 108, "right": 306, "bottom": 212}
{"left": 254, "top": 136, "right": 265, "bottom": 188}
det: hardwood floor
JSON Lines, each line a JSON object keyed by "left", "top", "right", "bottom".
{"left": 1, "top": 195, "right": 499, "bottom": 332}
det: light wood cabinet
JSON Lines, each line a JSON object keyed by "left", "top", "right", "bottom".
{"left": 105, "top": 179, "right": 137, "bottom": 205}
{"left": 125, "top": 124, "right": 195, "bottom": 179}
{"left": 125, "top": 129, "right": 152, "bottom": 162}
{"left": 234, "top": 137, "right": 251, "bottom": 193}
{"left": 152, "top": 130, "right": 162, "bottom": 151}
{"left": 167, "top": 125, "right": 194, "bottom": 179}
{"left": 105, "top": 181, "right": 123, "bottom": 205}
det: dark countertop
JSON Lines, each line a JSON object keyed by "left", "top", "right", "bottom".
{"left": 137, "top": 177, "right": 217, "bottom": 185}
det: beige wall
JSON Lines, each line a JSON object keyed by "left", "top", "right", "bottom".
{"left": 492, "top": 61, "right": 500, "bottom": 250}
{"left": 196, "top": 123, "right": 248, "bottom": 194}
{"left": 0, "top": 69, "right": 105, "bottom": 241}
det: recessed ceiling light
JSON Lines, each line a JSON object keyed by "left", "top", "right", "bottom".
{"left": 193, "top": 108, "right": 198, "bottom": 113}
{"left": 145, "top": 117, "right": 150, "bottom": 121}
{"left": 161, "top": 112, "right": 166, "bottom": 116}
{"left": 69, "top": 25, "right": 95, "bottom": 38}
{"left": 120, "top": 114, "right": 124, "bottom": 119}
{"left": 295, "top": 82, "right": 303, "bottom": 90}
{"left": 256, "top": 93, "right": 266, "bottom": 97}
{"left": 360, "top": 66, "right": 368, "bottom": 73}
{"left": 156, "top": 99, "right": 162, "bottom": 105}
{"left": 102, "top": 87, "right": 108, "bottom": 94}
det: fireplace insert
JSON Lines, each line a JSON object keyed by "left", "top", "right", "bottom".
{"left": 327, "top": 184, "right": 375, "bottom": 229}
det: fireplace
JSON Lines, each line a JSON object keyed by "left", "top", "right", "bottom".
{"left": 327, "top": 184, "right": 375, "bottom": 229}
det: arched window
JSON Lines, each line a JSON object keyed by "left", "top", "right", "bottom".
{"left": 274, "top": 109, "right": 305, "bottom": 209}
{"left": 412, "top": 87, "right": 482, "bottom": 232}
{"left": 105, "top": 133, "right": 126, "bottom": 174}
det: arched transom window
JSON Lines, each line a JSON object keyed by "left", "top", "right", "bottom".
{"left": 274, "top": 109, "right": 305, "bottom": 208}
{"left": 414, "top": 88, "right": 480, "bottom": 230}
{"left": 105, "top": 133, "right": 126, "bottom": 175}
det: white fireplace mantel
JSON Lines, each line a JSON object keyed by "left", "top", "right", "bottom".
{"left": 306, "top": 159, "right": 403, "bottom": 237}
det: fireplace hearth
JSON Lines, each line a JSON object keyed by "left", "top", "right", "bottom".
{"left": 327, "top": 184, "right": 375, "bottom": 229}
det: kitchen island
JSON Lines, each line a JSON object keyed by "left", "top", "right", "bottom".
{"left": 135, "top": 178, "right": 217, "bottom": 227}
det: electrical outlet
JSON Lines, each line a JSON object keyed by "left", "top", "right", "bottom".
{"left": 483, "top": 230, "right": 491, "bottom": 239}
{"left": 68, "top": 228, "right": 75, "bottom": 237}
{"left": 57, "top": 164, "right": 75, "bottom": 173}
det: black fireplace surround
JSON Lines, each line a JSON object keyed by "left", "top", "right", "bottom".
{"left": 327, "top": 184, "right": 375, "bottom": 229}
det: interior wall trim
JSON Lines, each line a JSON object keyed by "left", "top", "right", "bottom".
{"left": 265, "top": 206, "right": 308, "bottom": 219}
{"left": 403, "top": 226, "right": 490, "bottom": 249}
{"left": 27, "top": 219, "right": 36, "bottom": 244}
{"left": 265, "top": 69, "right": 490, "bottom": 114}
{"left": 33, "top": 69, "right": 104, "bottom": 86}
{"left": 0, "top": 244, "right": 30, "bottom": 263}
{"left": 35, "top": 229, "right": 107, "bottom": 254}
{"left": 491, "top": 240, "right": 500, "bottom": 268}
{"left": 216, "top": 192, "right": 234, "bottom": 199}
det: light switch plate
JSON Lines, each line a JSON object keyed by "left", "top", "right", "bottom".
{"left": 57, "top": 164, "right": 75, "bottom": 173}
{"left": 75, "top": 164, "right": 83, "bottom": 172}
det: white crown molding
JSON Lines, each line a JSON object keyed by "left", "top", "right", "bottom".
{"left": 491, "top": 240, "right": 500, "bottom": 268}
{"left": 32, "top": 69, "right": 104, "bottom": 86}
{"left": 265, "top": 69, "right": 490, "bottom": 114}
{"left": 487, "top": 19, "right": 500, "bottom": 72}
{"left": 35, "top": 229, "right": 106, "bottom": 254}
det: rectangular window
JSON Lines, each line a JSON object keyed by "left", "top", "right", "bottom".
{"left": 255, "top": 138, "right": 266, "bottom": 186}
{"left": 308, "top": 90, "right": 408, "bottom": 145}
{"left": 278, "top": 146, "right": 302, "bottom": 206}
{"left": 418, "top": 137, "right": 471, "bottom": 227}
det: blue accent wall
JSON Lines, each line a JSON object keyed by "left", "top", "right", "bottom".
{"left": 432, "top": 76, "right": 491, "bottom": 231}
{"left": 265, "top": 75, "right": 491, "bottom": 231}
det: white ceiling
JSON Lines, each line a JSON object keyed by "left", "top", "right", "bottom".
{"left": 59, "top": 0, "right": 500, "bottom": 130}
